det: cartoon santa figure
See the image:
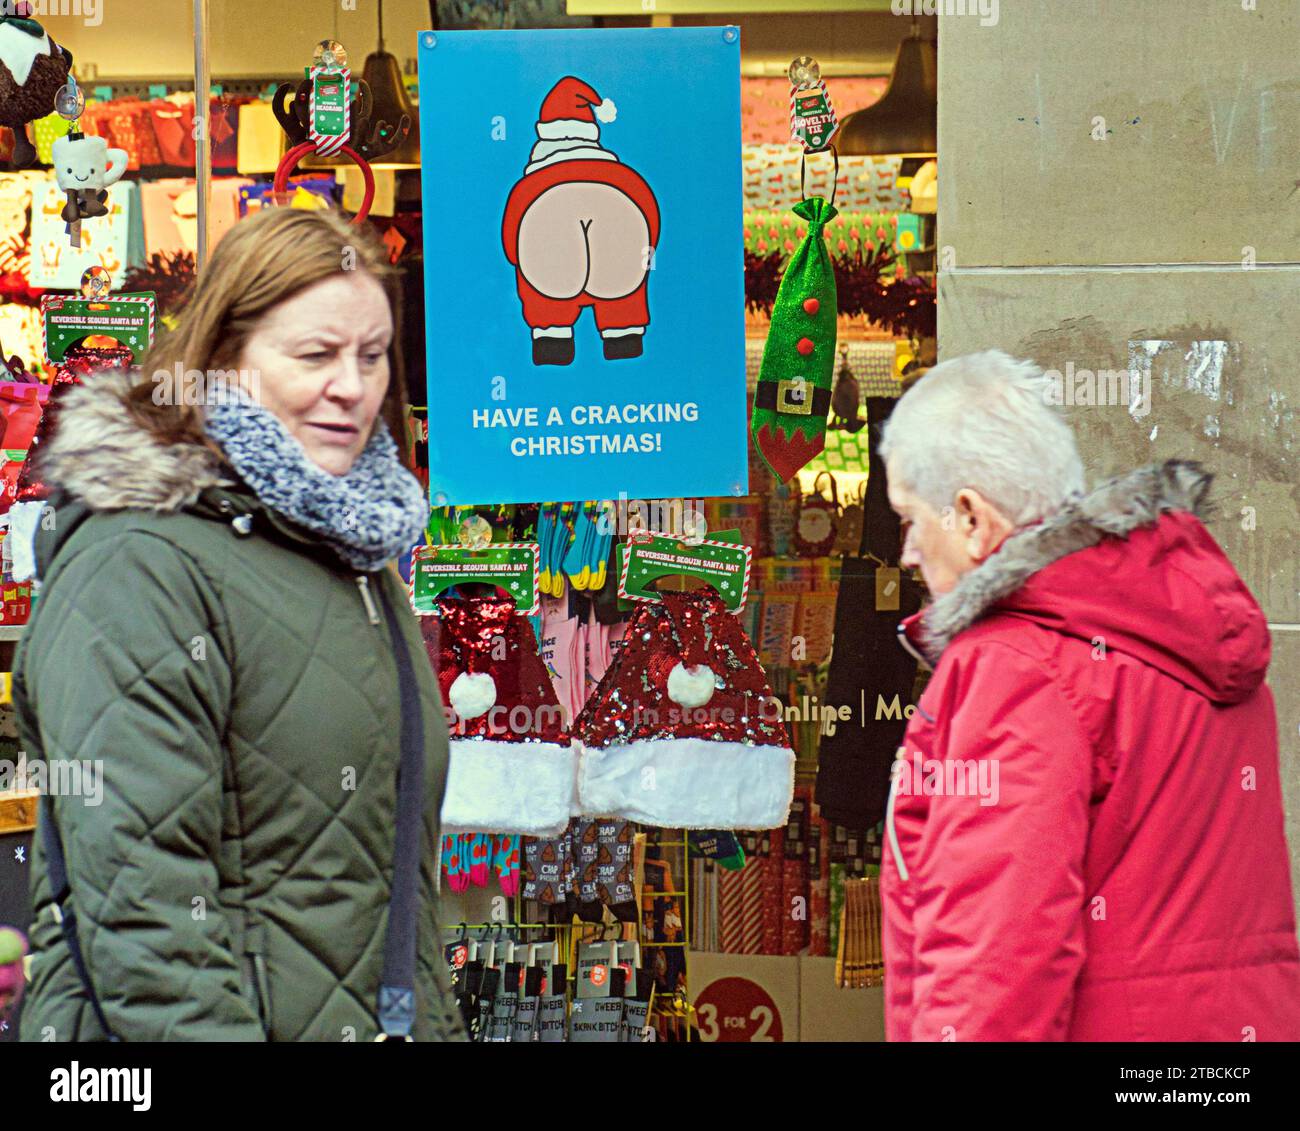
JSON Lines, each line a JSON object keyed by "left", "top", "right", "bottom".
{"left": 501, "top": 76, "right": 660, "bottom": 366}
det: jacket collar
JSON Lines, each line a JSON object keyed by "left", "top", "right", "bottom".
{"left": 38, "top": 367, "right": 231, "bottom": 513}
{"left": 910, "top": 460, "right": 1214, "bottom": 665}
{"left": 34, "top": 368, "right": 342, "bottom": 569}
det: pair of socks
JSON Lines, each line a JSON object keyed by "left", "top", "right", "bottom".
{"left": 441, "top": 833, "right": 521, "bottom": 895}
{"left": 521, "top": 818, "right": 637, "bottom": 923}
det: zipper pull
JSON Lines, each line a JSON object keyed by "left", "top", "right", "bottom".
{"left": 356, "top": 575, "right": 381, "bottom": 626}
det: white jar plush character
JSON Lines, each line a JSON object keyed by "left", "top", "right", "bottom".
{"left": 52, "top": 133, "right": 127, "bottom": 222}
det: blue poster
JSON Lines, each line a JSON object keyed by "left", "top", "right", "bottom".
{"left": 418, "top": 27, "right": 746, "bottom": 505}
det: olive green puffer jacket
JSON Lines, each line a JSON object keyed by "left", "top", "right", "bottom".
{"left": 15, "top": 372, "right": 466, "bottom": 1042}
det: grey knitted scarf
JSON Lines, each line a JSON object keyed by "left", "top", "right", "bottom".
{"left": 204, "top": 388, "right": 428, "bottom": 573}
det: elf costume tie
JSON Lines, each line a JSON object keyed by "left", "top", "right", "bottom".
{"left": 750, "top": 196, "right": 839, "bottom": 482}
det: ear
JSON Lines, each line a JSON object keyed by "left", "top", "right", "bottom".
{"left": 952, "top": 488, "right": 981, "bottom": 535}
{"left": 956, "top": 488, "right": 1015, "bottom": 562}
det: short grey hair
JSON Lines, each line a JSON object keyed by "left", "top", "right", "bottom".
{"left": 880, "top": 350, "right": 1085, "bottom": 525}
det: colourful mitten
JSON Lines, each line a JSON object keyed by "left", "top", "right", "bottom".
{"left": 750, "top": 196, "right": 839, "bottom": 481}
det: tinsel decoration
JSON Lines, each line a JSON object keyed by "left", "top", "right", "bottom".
{"left": 0, "top": 272, "right": 40, "bottom": 306}
{"left": 122, "top": 249, "right": 195, "bottom": 318}
{"left": 745, "top": 243, "right": 936, "bottom": 342}
{"left": 744, "top": 249, "right": 783, "bottom": 313}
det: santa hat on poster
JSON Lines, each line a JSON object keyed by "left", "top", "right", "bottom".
{"left": 525, "top": 75, "right": 620, "bottom": 176}
{"left": 422, "top": 595, "right": 575, "bottom": 837}
{"left": 573, "top": 590, "right": 796, "bottom": 831}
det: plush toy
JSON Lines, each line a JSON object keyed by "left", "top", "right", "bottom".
{"left": 52, "top": 132, "right": 127, "bottom": 223}
{"left": 0, "top": 927, "right": 27, "bottom": 1032}
{"left": 0, "top": 6, "right": 73, "bottom": 169}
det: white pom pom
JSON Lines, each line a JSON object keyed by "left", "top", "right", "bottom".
{"left": 449, "top": 671, "right": 496, "bottom": 720}
{"left": 595, "top": 98, "right": 617, "bottom": 124}
{"left": 667, "top": 662, "right": 715, "bottom": 709}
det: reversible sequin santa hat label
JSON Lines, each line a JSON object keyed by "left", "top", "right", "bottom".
{"left": 573, "top": 589, "right": 795, "bottom": 830}
{"left": 422, "top": 595, "right": 575, "bottom": 836}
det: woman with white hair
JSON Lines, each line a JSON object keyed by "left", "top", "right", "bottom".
{"left": 878, "top": 349, "right": 1300, "bottom": 1041}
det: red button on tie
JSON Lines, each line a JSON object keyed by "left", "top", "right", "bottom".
{"left": 796, "top": 337, "right": 815, "bottom": 355}
{"left": 803, "top": 298, "right": 820, "bottom": 315}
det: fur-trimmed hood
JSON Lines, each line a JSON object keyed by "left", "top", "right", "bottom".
{"left": 37, "top": 366, "right": 228, "bottom": 513}
{"left": 30, "top": 365, "right": 427, "bottom": 577}
{"left": 906, "top": 460, "right": 1270, "bottom": 704}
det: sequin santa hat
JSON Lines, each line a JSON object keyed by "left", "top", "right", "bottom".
{"left": 574, "top": 590, "right": 795, "bottom": 830}
{"left": 524, "top": 75, "right": 618, "bottom": 176}
{"left": 422, "top": 595, "right": 575, "bottom": 836}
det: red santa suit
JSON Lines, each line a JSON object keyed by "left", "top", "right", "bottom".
{"left": 501, "top": 76, "right": 660, "bottom": 365}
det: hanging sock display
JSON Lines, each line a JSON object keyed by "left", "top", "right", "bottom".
{"left": 573, "top": 589, "right": 795, "bottom": 830}
{"left": 492, "top": 835, "right": 521, "bottom": 897}
{"left": 422, "top": 594, "right": 575, "bottom": 836}
{"left": 750, "top": 194, "right": 839, "bottom": 482}
{"left": 441, "top": 834, "right": 471, "bottom": 894}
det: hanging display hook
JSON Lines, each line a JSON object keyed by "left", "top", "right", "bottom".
{"left": 270, "top": 38, "right": 410, "bottom": 224}
{"left": 800, "top": 145, "right": 840, "bottom": 207}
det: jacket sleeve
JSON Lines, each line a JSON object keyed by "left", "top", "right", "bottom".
{"left": 18, "top": 529, "right": 264, "bottom": 1041}
{"left": 907, "top": 640, "right": 1092, "bottom": 1041}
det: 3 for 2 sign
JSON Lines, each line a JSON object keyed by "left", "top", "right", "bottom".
{"left": 694, "top": 977, "right": 783, "bottom": 1042}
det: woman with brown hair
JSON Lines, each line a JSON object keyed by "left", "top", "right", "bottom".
{"left": 14, "top": 207, "right": 466, "bottom": 1041}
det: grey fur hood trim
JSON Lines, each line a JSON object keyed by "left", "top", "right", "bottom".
{"left": 36, "top": 367, "right": 229, "bottom": 511}
{"left": 919, "top": 460, "right": 1214, "bottom": 662}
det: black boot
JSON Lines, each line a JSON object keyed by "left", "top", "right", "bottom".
{"left": 602, "top": 334, "right": 643, "bottom": 361}
{"left": 533, "top": 336, "right": 575, "bottom": 366}
{"left": 80, "top": 190, "right": 110, "bottom": 219}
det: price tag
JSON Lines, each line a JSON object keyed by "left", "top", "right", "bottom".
{"left": 308, "top": 65, "right": 351, "bottom": 156}
{"left": 791, "top": 83, "right": 838, "bottom": 152}
{"left": 410, "top": 543, "right": 539, "bottom": 615}
{"left": 875, "top": 566, "right": 900, "bottom": 611}
{"left": 41, "top": 292, "right": 156, "bottom": 364}
{"left": 788, "top": 58, "right": 838, "bottom": 153}
{"left": 618, "top": 530, "right": 752, "bottom": 613}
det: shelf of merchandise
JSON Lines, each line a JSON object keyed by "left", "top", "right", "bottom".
{"left": 642, "top": 833, "right": 692, "bottom": 1040}
{"left": 442, "top": 828, "right": 690, "bottom": 1038}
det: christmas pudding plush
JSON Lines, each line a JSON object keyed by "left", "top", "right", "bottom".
{"left": 574, "top": 589, "right": 795, "bottom": 830}
{"left": 0, "top": 7, "right": 73, "bottom": 169}
{"left": 422, "top": 595, "right": 575, "bottom": 836}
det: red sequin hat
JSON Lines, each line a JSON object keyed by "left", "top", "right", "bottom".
{"left": 573, "top": 590, "right": 795, "bottom": 830}
{"left": 422, "top": 595, "right": 574, "bottom": 836}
